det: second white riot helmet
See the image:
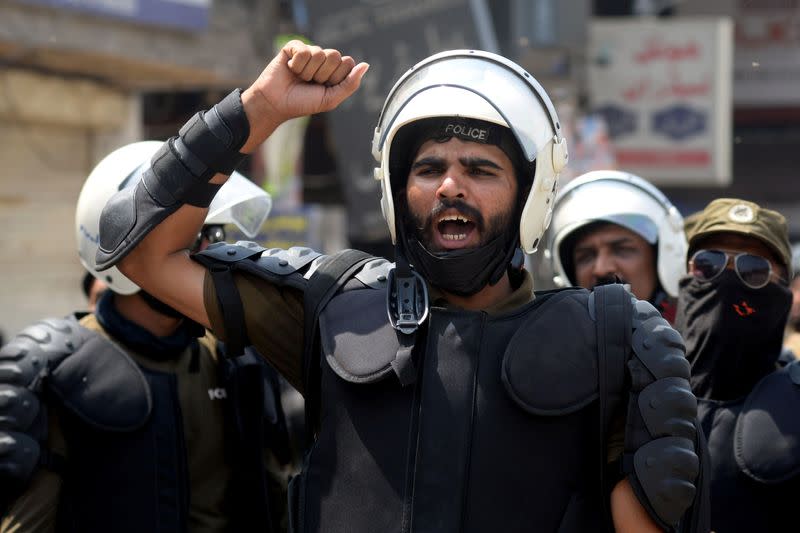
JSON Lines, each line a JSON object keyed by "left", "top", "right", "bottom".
{"left": 547, "top": 170, "right": 687, "bottom": 297}
{"left": 371, "top": 49, "right": 569, "bottom": 254}
{"left": 76, "top": 141, "right": 271, "bottom": 294}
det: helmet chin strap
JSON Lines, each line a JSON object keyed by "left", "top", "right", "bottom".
{"left": 139, "top": 289, "right": 186, "bottom": 320}
{"left": 399, "top": 222, "right": 520, "bottom": 297}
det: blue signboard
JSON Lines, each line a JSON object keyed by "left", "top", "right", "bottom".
{"left": 15, "top": 0, "right": 210, "bottom": 31}
{"left": 651, "top": 105, "right": 707, "bottom": 141}
{"left": 594, "top": 104, "right": 637, "bottom": 140}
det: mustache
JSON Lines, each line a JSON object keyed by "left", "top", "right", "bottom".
{"left": 593, "top": 274, "right": 626, "bottom": 288}
{"left": 420, "top": 198, "right": 485, "bottom": 233}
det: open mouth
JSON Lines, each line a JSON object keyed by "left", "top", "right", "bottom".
{"left": 436, "top": 213, "right": 477, "bottom": 245}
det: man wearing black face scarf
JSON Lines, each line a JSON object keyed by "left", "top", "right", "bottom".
{"left": 674, "top": 198, "right": 799, "bottom": 533}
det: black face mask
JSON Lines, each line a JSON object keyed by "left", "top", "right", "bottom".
{"left": 673, "top": 270, "right": 792, "bottom": 401}
{"left": 399, "top": 197, "right": 520, "bottom": 297}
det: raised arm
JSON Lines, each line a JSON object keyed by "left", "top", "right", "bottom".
{"left": 97, "top": 41, "right": 368, "bottom": 328}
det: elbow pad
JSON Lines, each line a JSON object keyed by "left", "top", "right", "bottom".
{"left": 623, "top": 298, "right": 699, "bottom": 530}
{"left": 96, "top": 89, "right": 250, "bottom": 271}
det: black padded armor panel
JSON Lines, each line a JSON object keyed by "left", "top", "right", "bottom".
{"left": 0, "top": 317, "right": 152, "bottom": 432}
{"left": 0, "top": 431, "right": 40, "bottom": 486}
{"left": 623, "top": 298, "right": 700, "bottom": 530}
{"left": 0, "top": 385, "right": 40, "bottom": 432}
{"left": 735, "top": 360, "right": 800, "bottom": 483}
{"left": 194, "top": 242, "right": 324, "bottom": 292}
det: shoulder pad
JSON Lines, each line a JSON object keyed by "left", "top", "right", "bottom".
{"left": 354, "top": 258, "right": 393, "bottom": 290}
{"left": 0, "top": 384, "right": 41, "bottom": 432}
{"left": 0, "top": 317, "right": 88, "bottom": 388}
{"left": 735, "top": 360, "right": 800, "bottom": 483}
{"left": 195, "top": 240, "right": 265, "bottom": 264}
{"left": 194, "top": 242, "right": 324, "bottom": 290}
{"left": 0, "top": 430, "right": 41, "bottom": 485}
{"left": 0, "top": 317, "right": 151, "bottom": 432}
{"left": 255, "top": 246, "right": 323, "bottom": 276}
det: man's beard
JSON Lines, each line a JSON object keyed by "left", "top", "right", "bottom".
{"left": 406, "top": 197, "right": 512, "bottom": 252}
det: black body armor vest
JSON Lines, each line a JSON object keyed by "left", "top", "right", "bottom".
{"left": 50, "top": 337, "right": 285, "bottom": 533}
{"left": 291, "top": 285, "right": 609, "bottom": 533}
{"left": 192, "top": 243, "right": 707, "bottom": 533}
{"left": 697, "top": 360, "right": 800, "bottom": 533}
{"left": 56, "top": 366, "right": 191, "bottom": 532}
{"left": 0, "top": 317, "right": 288, "bottom": 533}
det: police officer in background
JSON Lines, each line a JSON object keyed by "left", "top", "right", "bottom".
{"left": 547, "top": 171, "right": 687, "bottom": 322}
{"left": 80, "top": 271, "right": 108, "bottom": 312}
{"left": 94, "top": 42, "right": 707, "bottom": 531}
{"left": 674, "top": 198, "right": 800, "bottom": 532}
{"left": 0, "top": 141, "right": 292, "bottom": 533}
{"left": 783, "top": 245, "right": 800, "bottom": 358}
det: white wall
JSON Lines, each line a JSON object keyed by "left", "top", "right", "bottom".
{"left": 0, "top": 72, "right": 140, "bottom": 340}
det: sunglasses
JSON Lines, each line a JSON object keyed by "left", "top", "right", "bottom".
{"left": 689, "top": 249, "right": 787, "bottom": 289}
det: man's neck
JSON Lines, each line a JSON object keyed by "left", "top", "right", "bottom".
{"left": 113, "top": 293, "right": 183, "bottom": 337}
{"left": 440, "top": 273, "right": 513, "bottom": 311}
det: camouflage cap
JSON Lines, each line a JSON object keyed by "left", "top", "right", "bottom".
{"left": 684, "top": 198, "right": 791, "bottom": 271}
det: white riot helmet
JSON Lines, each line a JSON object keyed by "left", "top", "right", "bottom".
{"left": 76, "top": 141, "right": 271, "bottom": 294}
{"left": 371, "top": 49, "right": 569, "bottom": 254}
{"left": 547, "top": 170, "right": 687, "bottom": 297}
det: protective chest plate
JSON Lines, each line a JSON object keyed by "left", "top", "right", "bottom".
{"left": 734, "top": 360, "right": 800, "bottom": 483}
{"left": 319, "top": 288, "right": 399, "bottom": 383}
{"left": 319, "top": 286, "right": 600, "bottom": 414}
{"left": 308, "top": 285, "right": 609, "bottom": 533}
{"left": 501, "top": 289, "right": 599, "bottom": 415}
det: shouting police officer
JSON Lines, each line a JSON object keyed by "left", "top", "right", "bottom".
{"left": 93, "top": 42, "right": 706, "bottom": 532}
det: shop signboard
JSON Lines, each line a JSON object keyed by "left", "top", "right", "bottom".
{"left": 734, "top": 1, "right": 800, "bottom": 106}
{"left": 588, "top": 17, "right": 733, "bottom": 186}
{"left": 14, "top": 0, "right": 210, "bottom": 31}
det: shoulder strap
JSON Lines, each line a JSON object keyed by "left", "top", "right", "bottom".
{"left": 593, "top": 283, "right": 631, "bottom": 529}
{"left": 301, "top": 249, "right": 375, "bottom": 445}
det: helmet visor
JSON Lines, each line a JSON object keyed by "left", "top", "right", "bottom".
{"left": 206, "top": 172, "right": 272, "bottom": 238}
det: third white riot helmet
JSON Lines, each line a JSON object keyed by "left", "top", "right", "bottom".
{"left": 371, "top": 49, "right": 569, "bottom": 254}
{"left": 547, "top": 170, "right": 687, "bottom": 297}
{"left": 76, "top": 141, "right": 271, "bottom": 294}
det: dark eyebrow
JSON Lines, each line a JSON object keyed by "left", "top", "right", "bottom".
{"left": 411, "top": 156, "right": 445, "bottom": 170}
{"left": 459, "top": 157, "right": 503, "bottom": 170}
{"left": 574, "top": 237, "right": 635, "bottom": 255}
{"left": 607, "top": 237, "right": 636, "bottom": 247}
{"left": 410, "top": 156, "right": 504, "bottom": 171}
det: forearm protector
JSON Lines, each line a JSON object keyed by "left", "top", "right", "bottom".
{"left": 95, "top": 89, "right": 250, "bottom": 271}
{"left": 623, "top": 298, "right": 700, "bottom": 531}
